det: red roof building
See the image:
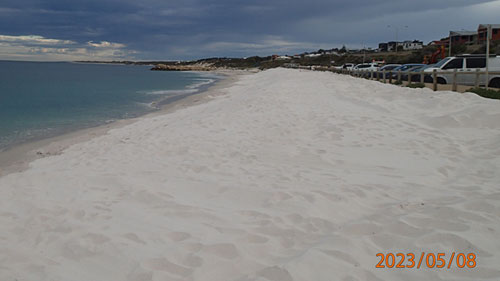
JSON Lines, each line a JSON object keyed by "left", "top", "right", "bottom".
{"left": 478, "top": 24, "right": 500, "bottom": 42}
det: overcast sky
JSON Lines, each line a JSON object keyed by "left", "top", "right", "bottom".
{"left": 1, "top": 0, "right": 499, "bottom": 61}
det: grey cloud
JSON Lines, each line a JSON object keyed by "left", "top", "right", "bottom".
{"left": 0, "top": 0, "right": 499, "bottom": 60}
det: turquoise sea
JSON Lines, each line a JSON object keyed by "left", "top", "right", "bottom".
{"left": 0, "top": 61, "right": 219, "bottom": 150}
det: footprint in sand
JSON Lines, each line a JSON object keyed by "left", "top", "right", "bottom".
{"left": 123, "top": 233, "right": 146, "bottom": 244}
{"left": 183, "top": 254, "right": 204, "bottom": 267}
{"left": 126, "top": 270, "right": 153, "bottom": 281}
{"left": 246, "top": 233, "right": 269, "bottom": 244}
{"left": 202, "top": 243, "right": 239, "bottom": 259}
{"left": 167, "top": 231, "right": 191, "bottom": 242}
{"left": 256, "top": 266, "right": 293, "bottom": 281}
{"left": 143, "top": 257, "right": 193, "bottom": 278}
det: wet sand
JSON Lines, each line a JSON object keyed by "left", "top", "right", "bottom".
{"left": 0, "top": 69, "right": 249, "bottom": 177}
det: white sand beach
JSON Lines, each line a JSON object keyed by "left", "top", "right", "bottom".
{"left": 1, "top": 68, "right": 500, "bottom": 280}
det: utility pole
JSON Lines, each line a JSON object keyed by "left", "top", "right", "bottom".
{"left": 486, "top": 24, "right": 491, "bottom": 90}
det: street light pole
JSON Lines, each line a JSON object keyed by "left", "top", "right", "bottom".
{"left": 396, "top": 27, "right": 399, "bottom": 54}
{"left": 449, "top": 31, "right": 452, "bottom": 57}
{"left": 362, "top": 42, "right": 366, "bottom": 63}
{"left": 388, "top": 25, "right": 407, "bottom": 53}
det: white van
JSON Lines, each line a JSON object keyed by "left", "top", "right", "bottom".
{"left": 424, "top": 55, "right": 500, "bottom": 88}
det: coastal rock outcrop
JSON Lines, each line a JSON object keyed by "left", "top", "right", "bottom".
{"left": 151, "top": 63, "right": 215, "bottom": 71}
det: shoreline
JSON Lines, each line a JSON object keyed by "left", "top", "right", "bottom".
{"left": 0, "top": 69, "right": 250, "bottom": 177}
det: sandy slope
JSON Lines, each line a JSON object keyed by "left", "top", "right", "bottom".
{"left": 1, "top": 68, "right": 499, "bottom": 281}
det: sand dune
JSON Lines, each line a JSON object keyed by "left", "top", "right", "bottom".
{"left": 1, "top": 68, "right": 499, "bottom": 280}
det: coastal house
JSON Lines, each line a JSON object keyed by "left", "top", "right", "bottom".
{"left": 271, "top": 55, "right": 292, "bottom": 60}
{"left": 322, "top": 50, "right": 339, "bottom": 56}
{"left": 450, "top": 31, "right": 477, "bottom": 45}
{"left": 305, "top": 53, "right": 322, "bottom": 58}
{"left": 277, "top": 56, "right": 292, "bottom": 60}
{"left": 401, "top": 40, "right": 423, "bottom": 50}
{"left": 387, "top": 41, "right": 400, "bottom": 51}
{"left": 478, "top": 24, "right": 500, "bottom": 42}
{"left": 378, "top": 43, "right": 388, "bottom": 52}
{"left": 429, "top": 38, "right": 450, "bottom": 47}
{"left": 379, "top": 40, "right": 423, "bottom": 52}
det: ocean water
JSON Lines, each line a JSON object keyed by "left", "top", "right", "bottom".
{"left": 0, "top": 61, "right": 219, "bottom": 150}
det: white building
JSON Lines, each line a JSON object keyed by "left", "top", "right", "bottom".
{"left": 401, "top": 40, "right": 423, "bottom": 50}
{"left": 276, "top": 56, "right": 292, "bottom": 60}
{"left": 381, "top": 40, "right": 423, "bottom": 52}
{"left": 305, "top": 53, "right": 322, "bottom": 58}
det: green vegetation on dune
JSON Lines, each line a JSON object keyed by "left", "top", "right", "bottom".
{"left": 467, "top": 88, "right": 500, "bottom": 100}
{"left": 406, "top": 83, "right": 426, "bottom": 88}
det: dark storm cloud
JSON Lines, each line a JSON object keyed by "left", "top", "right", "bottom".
{"left": 0, "top": 0, "right": 499, "bottom": 60}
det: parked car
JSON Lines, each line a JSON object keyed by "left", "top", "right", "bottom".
{"left": 390, "top": 64, "right": 426, "bottom": 79}
{"left": 380, "top": 64, "right": 402, "bottom": 71}
{"left": 376, "top": 64, "right": 401, "bottom": 79}
{"left": 354, "top": 62, "right": 380, "bottom": 72}
{"left": 423, "top": 55, "right": 500, "bottom": 87}
{"left": 334, "top": 63, "right": 355, "bottom": 71}
{"left": 401, "top": 65, "right": 432, "bottom": 82}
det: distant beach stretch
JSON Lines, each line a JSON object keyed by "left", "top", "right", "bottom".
{"left": 1, "top": 68, "right": 499, "bottom": 280}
